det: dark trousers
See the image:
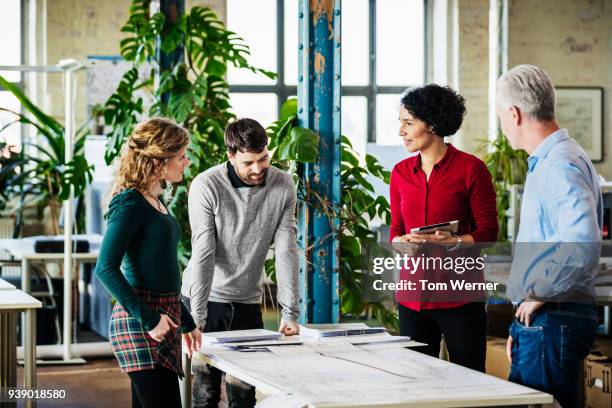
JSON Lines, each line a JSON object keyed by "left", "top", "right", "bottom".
{"left": 509, "top": 302, "right": 597, "bottom": 408}
{"left": 398, "top": 302, "right": 487, "bottom": 372}
{"left": 128, "top": 367, "right": 181, "bottom": 408}
{"left": 183, "top": 298, "right": 263, "bottom": 408}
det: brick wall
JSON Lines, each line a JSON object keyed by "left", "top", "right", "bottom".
{"left": 44, "top": 0, "right": 226, "bottom": 124}
{"left": 508, "top": 0, "right": 612, "bottom": 178}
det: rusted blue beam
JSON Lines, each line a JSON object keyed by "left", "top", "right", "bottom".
{"left": 297, "top": 0, "right": 341, "bottom": 323}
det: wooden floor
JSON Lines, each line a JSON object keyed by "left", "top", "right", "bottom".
{"left": 17, "top": 358, "right": 132, "bottom": 408}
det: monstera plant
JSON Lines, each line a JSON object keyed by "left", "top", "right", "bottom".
{"left": 266, "top": 98, "right": 398, "bottom": 331}
{"left": 105, "top": 1, "right": 397, "bottom": 329}
{"left": 102, "top": 1, "right": 277, "bottom": 266}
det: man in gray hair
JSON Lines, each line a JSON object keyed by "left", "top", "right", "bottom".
{"left": 496, "top": 64, "right": 602, "bottom": 407}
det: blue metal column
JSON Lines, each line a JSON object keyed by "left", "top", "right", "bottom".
{"left": 297, "top": 0, "right": 341, "bottom": 323}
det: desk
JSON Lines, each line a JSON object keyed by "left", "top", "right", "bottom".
{"left": 0, "top": 236, "right": 101, "bottom": 363}
{"left": 186, "top": 337, "right": 552, "bottom": 408}
{"left": 0, "top": 277, "right": 16, "bottom": 290}
{"left": 0, "top": 285, "right": 42, "bottom": 408}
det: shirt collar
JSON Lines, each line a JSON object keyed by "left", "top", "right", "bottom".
{"left": 226, "top": 161, "right": 262, "bottom": 188}
{"left": 412, "top": 143, "right": 456, "bottom": 173}
{"left": 527, "top": 128, "right": 569, "bottom": 172}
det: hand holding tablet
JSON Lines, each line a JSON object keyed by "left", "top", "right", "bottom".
{"left": 410, "top": 220, "right": 459, "bottom": 235}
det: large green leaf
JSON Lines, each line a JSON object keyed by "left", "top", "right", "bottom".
{"left": 275, "top": 127, "right": 319, "bottom": 162}
{"left": 0, "top": 76, "right": 63, "bottom": 135}
{"left": 280, "top": 98, "right": 298, "bottom": 121}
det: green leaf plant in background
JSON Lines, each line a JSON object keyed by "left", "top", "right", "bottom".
{"left": 0, "top": 76, "right": 94, "bottom": 236}
{"left": 267, "top": 98, "right": 399, "bottom": 331}
{"left": 103, "top": 0, "right": 276, "bottom": 267}
{"left": 107, "top": 2, "right": 399, "bottom": 330}
{"left": 479, "top": 132, "right": 528, "bottom": 242}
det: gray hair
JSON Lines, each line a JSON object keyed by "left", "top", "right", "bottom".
{"left": 496, "top": 64, "right": 556, "bottom": 122}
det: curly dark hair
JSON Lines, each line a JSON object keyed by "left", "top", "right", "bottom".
{"left": 400, "top": 84, "right": 466, "bottom": 137}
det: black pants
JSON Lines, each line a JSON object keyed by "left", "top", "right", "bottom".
{"left": 128, "top": 367, "right": 181, "bottom": 408}
{"left": 398, "top": 302, "right": 487, "bottom": 372}
{"left": 183, "top": 298, "right": 263, "bottom": 408}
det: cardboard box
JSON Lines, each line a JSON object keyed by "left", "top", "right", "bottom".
{"left": 594, "top": 338, "right": 612, "bottom": 359}
{"left": 486, "top": 336, "right": 510, "bottom": 380}
{"left": 586, "top": 352, "right": 612, "bottom": 408}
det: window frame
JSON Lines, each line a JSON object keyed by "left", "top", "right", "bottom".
{"left": 228, "top": 0, "right": 428, "bottom": 144}
{"left": 0, "top": 0, "right": 25, "bottom": 149}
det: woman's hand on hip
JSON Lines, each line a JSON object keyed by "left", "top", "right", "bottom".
{"left": 148, "top": 314, "right": 178, "bottom": 342}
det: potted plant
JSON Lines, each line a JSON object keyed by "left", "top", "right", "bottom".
{"left": 90, "top": 103, "right": 106, "bottom": 135}
{"left": 102, "top": 1, "right": 275, "bottom": 267}
{"left": 479, "top": 133, "right": 528, "bottom": 241}
{"left": 267, "top": 98, "right": 398, "bottom": 331}
{"left": 104, "top": 2, "right": 399, "bottom": 330}
{"left": 0, "top": 75, "right": 94, "bottom": 236}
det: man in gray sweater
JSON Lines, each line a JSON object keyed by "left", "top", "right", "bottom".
{"left": 181, "top": 118, "right": 300, "bottom": 407}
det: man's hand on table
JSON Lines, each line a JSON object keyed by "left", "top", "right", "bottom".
{"left": 182, "top": 327, "right": 203, "bottom": 358}
{"left": 278, "top": 318, "right": 299, "bottom": 336}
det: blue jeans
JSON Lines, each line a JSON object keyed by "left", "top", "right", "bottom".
{"left": 508, "top": 302, "right": 597, "bottom": 408}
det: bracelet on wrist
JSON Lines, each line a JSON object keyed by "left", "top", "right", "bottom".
{"left": 448, "top": 233, "right": 462, "bottom": 251}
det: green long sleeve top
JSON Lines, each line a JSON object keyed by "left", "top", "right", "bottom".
{"left": 95, "top": 189, "right": 196, "bottom": 333}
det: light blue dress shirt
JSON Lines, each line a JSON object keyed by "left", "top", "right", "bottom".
{"left": 508, "top": 129, "right": 603, "bottom": 302}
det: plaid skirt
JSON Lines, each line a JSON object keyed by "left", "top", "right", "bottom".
{"left": 109, "top": 288, "right": 184, "bottom": 377}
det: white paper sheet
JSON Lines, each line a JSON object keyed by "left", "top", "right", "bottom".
{"left": 202, "top": 329, "right": 282, "bottom": 346}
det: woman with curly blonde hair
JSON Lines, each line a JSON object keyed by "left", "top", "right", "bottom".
{"left": 96, "top": 117, "right": 201, "bottom": 408}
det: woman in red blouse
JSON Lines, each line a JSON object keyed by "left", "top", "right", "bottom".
{"left": 390, "top": 84, "right": 498, "bottom": 371}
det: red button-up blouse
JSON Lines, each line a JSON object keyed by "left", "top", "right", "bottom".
{"left": 389, "top": 143, "right": 498, "bottom": 311}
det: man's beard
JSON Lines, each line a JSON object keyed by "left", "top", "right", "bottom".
{"left": 239, "top": 167, "right": 268, "bottom": 185}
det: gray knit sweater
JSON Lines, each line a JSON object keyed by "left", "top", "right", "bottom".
{"left": 181, "top": 162, "right": 300, "bottom": 328}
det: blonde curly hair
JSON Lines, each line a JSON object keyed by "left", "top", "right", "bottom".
{"left": 106, "top": 117, "right": 189, "bottom": 208}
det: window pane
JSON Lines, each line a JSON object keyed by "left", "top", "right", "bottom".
{"left": 342, "top": 0, "right": 369, "bottom": 86}
{"left": 375, "top": 94, "right": 402, "bottom": 145}
{"left": 0, "top": 0, "right": 21, "bottom": 82}
{"left": 227, "top": 0, "right": 276, "bottom": 85}
{"left": 0, "top": 92, "right": 21, "bottom": 149}
{"left": 284, "top": 0, "right": 298, "bottom": 85}
{"left": 341, "top": 96, "right": 367, "bottom": 159}
{"left": 230, "top": 93, "right": 278, "bottom": 128}
{"left": 376, "top": 0, "right": 424, "bottom": 86}
{"left": 287, "top": 1, "right": 369, "bottom": 86}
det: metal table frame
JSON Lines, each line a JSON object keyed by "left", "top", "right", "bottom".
{"left": 1, "top": 281, "right": 42, "bottom": 408}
